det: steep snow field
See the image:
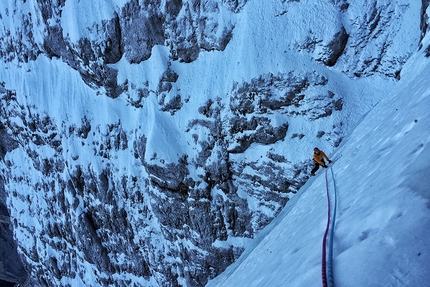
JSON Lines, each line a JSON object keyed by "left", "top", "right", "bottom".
{"left": 207, "top": 36, "right": 430, "bottom": 287}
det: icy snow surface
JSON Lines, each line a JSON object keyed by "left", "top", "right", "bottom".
{"left": 207, "top": 36, "right": 430, "bottom": 287}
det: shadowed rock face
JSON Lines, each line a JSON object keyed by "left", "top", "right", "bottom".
{"left": 0, "top": 118, "right": 27, "bottom": 284}
{"left": 0, "top": 0, "right": 425, "bottom": 286}
{"left": 0, "top": 209, "right": 28, "bottom": 285}
{"left": 0, "top": 176, "right": 27, "bottom": 284}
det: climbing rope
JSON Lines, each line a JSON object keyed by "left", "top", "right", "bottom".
{"left": 327, "top": 167, "right": 337, "bottom": 287}
{"left": 321, "top": 169, "right": 331, "bottom": 287}
{"left": 322, "top": 160, "right": 339, "bottom": 287}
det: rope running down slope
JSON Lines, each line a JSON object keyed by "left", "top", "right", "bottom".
{"left": 322, "top": 164, "right": 338, "bottom": 287}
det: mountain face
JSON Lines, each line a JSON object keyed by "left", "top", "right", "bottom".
{"left": 0, "top": 0, "right": 426, "bottom": 286}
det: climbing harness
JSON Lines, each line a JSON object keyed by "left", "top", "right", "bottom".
{"left": 321, "top": 157, "right": 340, "bottom": 287}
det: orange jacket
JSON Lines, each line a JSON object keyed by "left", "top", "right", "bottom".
{"left": 313, "top": 150, "right": 330, "bottom": 166}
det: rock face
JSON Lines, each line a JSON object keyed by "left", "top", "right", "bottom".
{"left": 0, "top": 109, "right": 27, "bottom": 285}
{"left": 0, "top": 0, "right": 426, "bottom": 286}
{"left": 0, "top": 189, "right": 28, "bottom": 285}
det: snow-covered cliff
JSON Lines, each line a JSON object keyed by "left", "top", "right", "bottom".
{"left": 0, "top": 0, "right": 426, "bottom": 286}
{"left": 207, "top": 30, "right": 430, "bottom": 287}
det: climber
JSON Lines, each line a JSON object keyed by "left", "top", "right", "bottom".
{"left": 310, "top": 147, "right": 332, "bottom": 176}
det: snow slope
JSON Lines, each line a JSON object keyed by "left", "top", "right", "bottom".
{"left": 207, "top": 34, "right": 430, "bottom": 287}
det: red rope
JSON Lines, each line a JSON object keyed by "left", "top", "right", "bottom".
{"left": 322, "top": 169, "right": 330, "bottom": 287}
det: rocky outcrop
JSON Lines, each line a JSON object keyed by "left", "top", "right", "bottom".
{"left": 337, "top": 1, "right": 418, "bottom": 79}
{"left": 0, "top": 0, "right": 241, "bottom": 98}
